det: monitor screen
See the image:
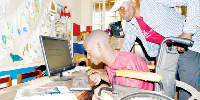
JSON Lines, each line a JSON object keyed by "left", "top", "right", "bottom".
{"left": 39, "top": 36, "right": 74, "bottom": 76}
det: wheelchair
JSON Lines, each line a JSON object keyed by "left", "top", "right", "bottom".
{"left": 99, "top": 37, "right": 200, "bottom": 100}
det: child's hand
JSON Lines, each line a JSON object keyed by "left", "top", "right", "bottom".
{"left": 87, "top": 69, "right": 101, "bottom": 75}
{"left": 92, "top": 84, "right": 109, "bottom": 100}
{"left": 89, "top": 73, "right": 101, "bottom": 85}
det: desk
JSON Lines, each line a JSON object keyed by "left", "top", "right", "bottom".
{"left": 0, "top": 69, "right": 108, "bottom": 100}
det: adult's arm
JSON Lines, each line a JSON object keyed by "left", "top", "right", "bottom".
{"left": 120, "top": 22, "right": 137, "bottom": 52}
{"left": 157, "top": 0, "right": 200, "bottom": 35}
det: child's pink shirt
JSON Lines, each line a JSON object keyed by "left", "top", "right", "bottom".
{"left": 106, "top": 50, "right": 153, "bottom": 91}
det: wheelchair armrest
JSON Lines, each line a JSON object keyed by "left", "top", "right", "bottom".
{"left": 116, "top": 70, "right": 162, "bottom": 82}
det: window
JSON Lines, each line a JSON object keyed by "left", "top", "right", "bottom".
{"left": 92, "top": 0, "right": 125, "bottom": 30}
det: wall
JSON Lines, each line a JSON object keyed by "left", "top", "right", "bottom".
{"left": 61, "top": 0, "right": 82, "bottom": 25}
{"left": 48, "top": 0, "right": 92, "bottom": 27}
{"left": 81, "top": 0, "right": 92, "bottom": 26}
{"left": 54, "top": 0, "right": 92, "bottom": 28}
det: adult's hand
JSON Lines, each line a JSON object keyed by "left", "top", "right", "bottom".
{"left": 177, "top": 32, "right": 192, "bottom": 52}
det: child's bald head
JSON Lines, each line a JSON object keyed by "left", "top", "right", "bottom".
{"left": 83, "top": 30, "right": 111, "bottom": 65}
{"left": 84, "top": 30, "right": 110, "bottom": 47}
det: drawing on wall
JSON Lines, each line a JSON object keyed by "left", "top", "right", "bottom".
{"left": 10, "top": 53, "right": 23, "bottom": 62}
{"left": 0, "top": 0, "right": 73, "bottom": 68}
{"left": 41, "top": 2, "right": 72, "bottom": 44}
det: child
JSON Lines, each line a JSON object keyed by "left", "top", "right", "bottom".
{"left": 83, "top": 30, "right": 153, "bottom": 99}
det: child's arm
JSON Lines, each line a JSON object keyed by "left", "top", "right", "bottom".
{"left": 93, "top": 84, "right": 117, "bottom": 100}
{"left": 87, "top": 69, "right": 101, "bottom": 85}
{"left": 89, "top": 73, "right": 101, "bottom": 85}
{"left": 87, "top": 69, "right": 101, "bottom": 75}
{"left": 93, "top": 84, "right": 110, "bottom": 100}
{"left": 87, "top": 69, "right": 110, "bottom": 83}
{"left": 88, "top": 69, "right": 114, "bottom": 99}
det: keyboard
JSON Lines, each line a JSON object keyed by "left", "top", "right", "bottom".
{"left": 69, "top": 76, "right": 91, "bottom": 91}
{"left": 62, "top": 66, "right": 90, "bottom": 76}
{"left": 51, "top": 76, "right": 72, "bottom": 81}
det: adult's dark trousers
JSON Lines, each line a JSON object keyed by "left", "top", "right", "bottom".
{"left": 178, "top": 50, "right": 199, "bottom": 100}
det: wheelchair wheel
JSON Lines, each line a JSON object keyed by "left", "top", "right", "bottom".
{"left": 120, "top": 92, "right": 173, "bottom": 100}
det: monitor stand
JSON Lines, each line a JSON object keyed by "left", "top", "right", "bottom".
{"left": 51, "top": 72, "right": 72, "bottom": 81}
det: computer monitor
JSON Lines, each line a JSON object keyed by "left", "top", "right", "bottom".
{"left": 39, "top": 35, "right": 75, "bottom": 78}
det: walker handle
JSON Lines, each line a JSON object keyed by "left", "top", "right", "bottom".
{"left": 162, "top": 37, "right": 194, "bottom": 47}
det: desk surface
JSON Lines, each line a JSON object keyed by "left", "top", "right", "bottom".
{"left": 0, "top": 69, "right": 108, "bottom": 100}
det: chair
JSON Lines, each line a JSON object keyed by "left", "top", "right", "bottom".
{"left": 105, "top": 70, "right": 200, "bottom": 100}
{"left": 17, "top": 68, "right": 41, "bottom": 84}
{"left": 147, "top": 64, "right": 155, "bottom": 72}
{"left": 76, "top": 54, "right": 88, "bottom": 66}
{"left": 36, "top": 65, "right": 46, "bottom": 76}
{"left": 0, "top": 76, "right": 12, "bottom": 90}
{"left": 36, "top": 65, "right": 46, "bottom": 72}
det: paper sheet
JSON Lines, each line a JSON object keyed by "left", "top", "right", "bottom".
{"left": 14, "top": 93, "right": 78, "bottom": 100}
{"left": 101, "top": 93, "right": 113, "bottom": 100}
{"left": 15, "top": 86, "right": 77, "bottom": 100}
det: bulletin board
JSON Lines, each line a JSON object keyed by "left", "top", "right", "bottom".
{"left": 0, "top": 0, "right": 72, "bottom": 71}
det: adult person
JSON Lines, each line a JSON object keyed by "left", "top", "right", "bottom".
{"left": 84, "top": 30, "right": 153, "bottom": 100}
{"left": 110, "top": 0, "right": 200, "bottom": 100}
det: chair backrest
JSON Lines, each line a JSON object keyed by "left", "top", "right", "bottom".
{"left": 36, "top": 65, "right": 46, "bottom": 72}
{"left": 0, "top": 76, "right": 12, "bottom": 90}
{"left": 17, "top": 68, "right": 41, "bottom": 84}
{"left": 147, "top": 65, "right": 155, "bottom": 71}
{"left": 76, "top": 54, "right": 88, "bottom": 66}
